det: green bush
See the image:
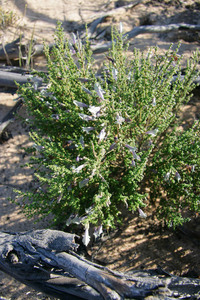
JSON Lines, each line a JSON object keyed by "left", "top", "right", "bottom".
{"left": 15, "top": 23, "right": 200, "bottom": 230}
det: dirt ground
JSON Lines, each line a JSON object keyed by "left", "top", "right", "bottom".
{"left": 0, "top": 0, "right": 200, "bottom": 299}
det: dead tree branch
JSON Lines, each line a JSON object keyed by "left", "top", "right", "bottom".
{"left": 91, "top": 23, "right": 200, "bottom": 53}
{"left": 0, "top": 70, "right": 43, "bottom": 88}
{"left": 0, "top": 229, "right": 199, "bottom": 299}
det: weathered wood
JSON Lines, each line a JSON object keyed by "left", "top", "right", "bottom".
{"left": 91, "top": 23, "right": 200, "bottom": 53}
{"left": 124, "top": 23, "right": 200, "bottom": 40}
{"left": 0, "top": 70, "right": 43, "bottom": 88}
{"left": 0, "top": 37, "right": 22, "bottom": 61}
{"left": 0, "top": 98, "right": 23, "bottom": 137}
{"left": 0, "top": 229, "right": 199, "bottom": 299}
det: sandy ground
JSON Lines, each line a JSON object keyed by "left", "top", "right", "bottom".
{"left": 0, "top": 0, "right": 200, "bottom": 299}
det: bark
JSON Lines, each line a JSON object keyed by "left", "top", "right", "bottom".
{"left": 0, "top": 229, "right": 199, "bottom": 300}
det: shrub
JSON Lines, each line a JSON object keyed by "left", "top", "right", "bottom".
{"left": 15, "top": 23, "right": 200, "bottom": 230}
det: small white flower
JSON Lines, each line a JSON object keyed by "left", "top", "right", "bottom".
{"left": 93, "top": 225, "right": 103, "bottom": 239}
{"left": 98, "top": 128, "right": 106, "bottom": 142}
{"left": 88, "top": 106, "right": 101, "bottom": 116}
{"left": 119, "top": 22, "right": 123, "bottom": 34}
{"left": 80, "top": 136, "right": 85, "bottom": 148}
{"left": 164, "top": 171, "right": 171, "bottom": 181}
{"left": 66, "top": 214, "right": 86, "bottom": 226}
{"left": 94, "top": 82, "right": 105, "bottom": 101}
{"left": 79, "top": 113, "right": 94, "bottom": 121}
{"left": 72, "top": 163, "right": 86, "bottom": 174}
{"left": 152, "top": 97, "right": 156, "bottom": 106}
{"left": 73, "top": 100, "right": 88, "bottom": 108}
{"left": 146, "top": 128, "right": 159, "bottom": 137}
{"left": 112, "top": 68, "right": 118, "bottom": 81}
{"left": 82, "top": 127, "right": 95, "bottom": 133}
{"left": 138, "top": 208, "right": 147, "bottom": 218}
{"left": 115, "top": 113, "right": 125, "bottom": 125}
{"left": 82, "top": 223, "right": 90, "bottom": 246}
{"left": 175, "top": 171, "right": 181, "bottom": 182}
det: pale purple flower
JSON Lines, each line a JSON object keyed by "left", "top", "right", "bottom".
{"left": 93, "top": 225, "right": 103, "bottom": 239}
{"left": 115, "top": 113, "right": 125, "bottom": 125}
{"left": 82, "top": 223, "right": 90, "bottom": 246}
{"left": 71, "top": 33, "right": 77, "bottom": 45}
{"left": 33, "top": 144, "right": 44, "bottom": 151}
{"left": 82, "top": 126, "right": 95, "bottom": 133}
{"left": 72, "top": 163, "right": 86, "bottom": 174}
{"left": 131, "top": 159, "right": 136, "bottom": 167}
{"left": 112, "top": 68, "right": 118, "bottom": 81}
{"left": 94, "top": 82, "right": 105, "bottom": 101}
{"left": 125, "top": 144, "right": 137, "bottom": 152}
{"left": 146, "top": 128, "right": 159, "bottom": 137}
{"left": 79, "top": 113, "right": 94, "bottom": 121}
{"left": 164, "top": 171, "right": 170, "bottom": 181}
{"left": 132, "top": 150, "right": 141, "bottom": 161}
{"left": 152, "top": 97, "right": 156, "bottom": 106}
{"left": 191, "top": 165, "right": 195, "bottom": 172}
{"left": 80, "top": 136, "right": 85, "bottom": 148}
{"left": 88, "top": 106, "right": 101, "bottom": 116}
{"left": 57, "top": 193, "right": 62, "bottom": 203}
{"left": 119, "top": 22, "right": 123, "bottom": 34}
{"left": 51, "top": 114, "right": 60, "bottom": 120}
{"left": 82, "top": 86, "right": 93, "bottom": 95}
{"left": 98, "top": 128, "right": 106, "bottom": 141}
{"left": 79, "top": 178, "right": 89, "bottom": 188}
{"left": 66, "top": 214, "right": 86, "bottom": 226}
{"left": 138, "top": 208, "right": 147, "bottom": 218}
{"left": 109, "top": 143, "right": 117, "bottom": 151}
{"left": 73, "top": 100, "right": 88, "bottom": 108}
{"left": 175, "top": 171, "right": 181, "bottom": 182}
{"left": 85, "top": 205, "right": 95, "bottom": 214}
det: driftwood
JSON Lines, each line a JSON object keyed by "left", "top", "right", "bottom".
{"left": 0, "top": 229, "right": 200, "bottom": 300}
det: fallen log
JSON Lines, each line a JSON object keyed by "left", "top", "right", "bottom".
{"left": 0, "top": 229, "right": 199, "bottom": 299}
